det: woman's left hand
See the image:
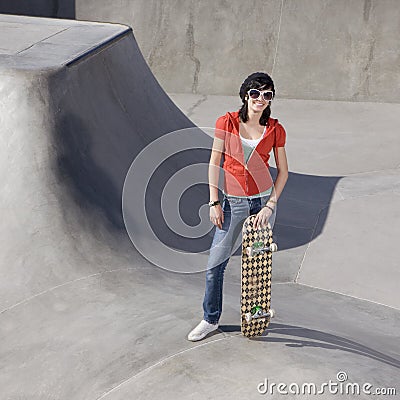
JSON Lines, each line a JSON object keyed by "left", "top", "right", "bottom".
{"left": 253, "top": 206, "right": 273, "bottom": 230}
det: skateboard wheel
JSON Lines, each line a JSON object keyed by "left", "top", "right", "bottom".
{"left": 269, "top": 309, "right": 275, "bottom": 318}
{"left": 270, "top": 243, "right": 278, "bottom": 252}
{"left": 245, "top": 313, "right": 252, "bottom": 323}
{"left": 245, "top": 247, "right": 253, "bottom": 257}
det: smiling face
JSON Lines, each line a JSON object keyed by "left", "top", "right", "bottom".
{"left": 246, "top": 86, "right": 273, "bottom": 114}
{"left": 238, "top": 73, "right": 275, "bottom": 124}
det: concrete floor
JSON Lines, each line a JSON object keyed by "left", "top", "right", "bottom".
{"left": 0, "top": 14, "right": 399, "bottom": 400}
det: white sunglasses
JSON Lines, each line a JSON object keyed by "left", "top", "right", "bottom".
{"left": 247, "top": 89, "right": 274, "bottom": 101}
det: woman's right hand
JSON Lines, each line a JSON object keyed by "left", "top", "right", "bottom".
{"left": 210, "top": 204, "right": 224, "bottom": 229}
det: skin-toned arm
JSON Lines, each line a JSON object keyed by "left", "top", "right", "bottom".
{"left": 253, "top": 146, "right": 289, "bottom": 229}
{"left": 209, "top": 135, "right": 225, "bottom": 229}
{"left": 269, "top": 146, "right": 289, "bottom": 202}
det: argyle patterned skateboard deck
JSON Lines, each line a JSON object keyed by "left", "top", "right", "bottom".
{"left": 241, "top": 215, "right": 277, "bottom": 338}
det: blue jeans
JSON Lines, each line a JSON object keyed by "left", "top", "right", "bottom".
{"left": 202, "top": 194, "right": 274, "bottom": 324}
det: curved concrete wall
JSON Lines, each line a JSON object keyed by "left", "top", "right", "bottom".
{"left": 0, "top": 15, "right": 204, "bottom": 310}
{"left": 76, "top": 0, "right": 400, "bottom": 102}
{"left": 1, "top": 15, "right": 399, "bottom": 400}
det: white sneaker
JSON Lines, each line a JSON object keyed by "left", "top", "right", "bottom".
{"left": 187, "top": 320, "right": 219, "bottom": 341}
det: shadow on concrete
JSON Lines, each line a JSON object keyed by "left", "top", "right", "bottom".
{"left": 272, "top": 168, "right": 341, "bottom": 251}
{"left": 51, "top": 108, "right": 340, "bottom": 254}
{"left": 229, "top": 168, "right": 341, "bottom": 254}
{"left": 52, "top": 114, "right": 208, "bottom": 237}
{"left": 45, "top": 30, "right": 340, "bottom": 256}
{"left": 219, "top": 323, "right": 400, "bottom": 369}
{"left": 0, "top": 0, "right": 75, "bottom": 18}
{"left": 53, "top": 114, "right": 126, "bottom": 230}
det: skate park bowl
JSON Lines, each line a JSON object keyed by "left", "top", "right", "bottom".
{"left": 0, "top": 2, "right": 399, "bottom": 399}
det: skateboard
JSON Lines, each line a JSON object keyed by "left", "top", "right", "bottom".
{"left": 241, "top": 215, "right": 277, "bottom": 338}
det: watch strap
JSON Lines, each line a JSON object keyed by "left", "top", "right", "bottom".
{"left": 208, "top": 200, "right": 220, "bottom": 207}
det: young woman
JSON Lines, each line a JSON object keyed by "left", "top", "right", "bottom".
{"left": 188, "top": 72, "right": 289, "bottom": 341}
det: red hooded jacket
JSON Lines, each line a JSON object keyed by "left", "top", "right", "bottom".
{"left": 214, "top": 111, "right": 286, "bottom": 196}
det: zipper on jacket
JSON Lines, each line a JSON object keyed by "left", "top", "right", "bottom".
{"left": 244, "top": 124, "right": 276, "bottom": 194}
{"left": 244, "top": 160, "right": 248, "bottom": 194}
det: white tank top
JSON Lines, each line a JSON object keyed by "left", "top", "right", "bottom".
{"left": 239, "top": 125, "right": 267, "bottom": 148}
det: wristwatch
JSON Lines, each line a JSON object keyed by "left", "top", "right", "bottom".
{"left": 208, "top": 200, "right": 220, "bottom": 207}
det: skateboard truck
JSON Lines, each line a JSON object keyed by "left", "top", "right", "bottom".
{"left": 245, "top": 241, "right": 278, "bottom": 257}
{"left": 245, "top": 306, "right": 275, "bottom": 323}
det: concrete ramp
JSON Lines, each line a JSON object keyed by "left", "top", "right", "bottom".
{"left": 0, "top": 14, "right": 399, "bottom": 400}
{"left": 0, "top": 14, "right": 205, "bottom": 311}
